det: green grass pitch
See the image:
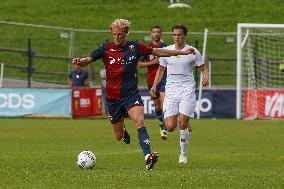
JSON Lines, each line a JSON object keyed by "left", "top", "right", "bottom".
{"left": 0, "top": 118, "right": 283, "bottom": 188}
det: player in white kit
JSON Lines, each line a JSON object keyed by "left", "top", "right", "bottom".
{"left": 150, "top": 24, "right": 209, "bottom": 163}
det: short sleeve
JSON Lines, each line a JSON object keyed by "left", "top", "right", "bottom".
{"left": 194, "top": 48, "right": 204, "bottom": 67}
{"left": 90, "top": 44, "right": 105, "bottom": 61}
{"left": 68, "top": 72, "right": 73, "bottom": 79}
{"left": 159, "top": 57, "right": 167, "bottom": 67}
{"left": 138, "top": 43, "right": 153, "bottom": 56}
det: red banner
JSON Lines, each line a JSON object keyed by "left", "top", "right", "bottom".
{"left": 244, "top": 89, "right": 284, "bottom": 119}
{"left": 72, "top": 88, "right": 102, "bottom": 117}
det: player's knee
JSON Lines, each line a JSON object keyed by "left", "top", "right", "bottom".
{"left": 167, "top": 126, "right": 175, "bottom": 132}
{"left": 133, "top": 117, "right": 144, "bottom": 128}
{"left": 166, "top": 123, "right": 176, "bottom": 132}
{"left": 179, "top": 122, "right": 188, "bottom": 130}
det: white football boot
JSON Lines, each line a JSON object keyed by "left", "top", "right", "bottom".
{"left": 179, "top": 154, "right": 188, "bottom": 164}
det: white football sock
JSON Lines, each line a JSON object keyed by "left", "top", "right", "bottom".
{"left": 180, "top": 128, "right": 189, "bottom": 155}
{"left": 145, "top": 154, "right": 150, "bottom": 161}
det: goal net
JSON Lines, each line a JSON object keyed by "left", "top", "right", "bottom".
{"left": 237, "top": 24, "right": 284, "bottom": 119}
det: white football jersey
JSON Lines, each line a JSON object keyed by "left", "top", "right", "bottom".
{"left": 159, "top": 44, "right": 203, "bottom": 92}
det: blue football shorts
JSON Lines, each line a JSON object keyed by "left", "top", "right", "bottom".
{"left": 106, "top": 93, "right": 144, "bottom": 123}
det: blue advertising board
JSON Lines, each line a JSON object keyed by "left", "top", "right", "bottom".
{"left": 0, "top": 88, "right": 71, "bottom": 118}
{"left": 140, "top": 89, "right": 236, "bottom": 118}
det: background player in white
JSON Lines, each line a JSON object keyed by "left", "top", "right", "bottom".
{"left": 150, "top": 24, "right": 209, "bottom": 164}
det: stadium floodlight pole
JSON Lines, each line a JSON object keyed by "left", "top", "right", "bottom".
{"left": 197, "top": 28, "right": 208, "bottom": 119}
{"left": 0, "top": 63, "right": 3, "bottom": 88}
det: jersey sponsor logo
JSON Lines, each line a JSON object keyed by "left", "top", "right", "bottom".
{"left": 109, "top": 57, "right": 116, "bottom": 64}
{"left": 108, "top": 56, "right": 137, "bottom": 65}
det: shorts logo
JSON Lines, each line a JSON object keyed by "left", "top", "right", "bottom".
{"left": 143, "top": 139, "right": 151, "bottom": 145}
{"left": 135, "top": 100, "right": 140, "bottom": 105}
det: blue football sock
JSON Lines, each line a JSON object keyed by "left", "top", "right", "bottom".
{"left": 137, "top": 127, "right": 151, "bottom": 156}
{"left": 156, "top": 109, "right": 166, "bottom": 130}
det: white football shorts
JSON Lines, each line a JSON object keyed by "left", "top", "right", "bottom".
{"left": 163, "top": 90, "right": 196, "bottom": 119}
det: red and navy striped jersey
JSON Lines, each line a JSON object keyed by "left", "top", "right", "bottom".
{"left": 90, "top": 41, "right": 153, "bottom": 100}
{"left": 141, "top": 42, "right": 167, "bottom": 85}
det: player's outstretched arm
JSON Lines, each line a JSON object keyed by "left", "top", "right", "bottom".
{"left": 152, "top": 47, "right": 196, "bottom": 57}
{"left": 72, "top": 57, "right": 93, "bottom": 67}
{"left": 137, "top": 58, "right": 159, "bottom": 68}
{"left": 199, "top": 64, "right": 209, "bottom": 86}
{"left": 149, "top": 65, "right": 165, "bottom": 97}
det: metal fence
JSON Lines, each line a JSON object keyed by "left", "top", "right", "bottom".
{"left": 0, "top": 21, "right": 237, "bottom": 87}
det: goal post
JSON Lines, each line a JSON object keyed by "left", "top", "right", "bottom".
{"left": 236, "top": 23, "right": 284, "bottom": 119}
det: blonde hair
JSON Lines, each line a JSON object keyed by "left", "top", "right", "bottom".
{"left": 110, "top": 19, "right": 131, "bottom": 33}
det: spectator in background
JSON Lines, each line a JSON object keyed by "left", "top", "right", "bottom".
{"left": 68, "top": 64, "right": 89, "bottom": 87}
